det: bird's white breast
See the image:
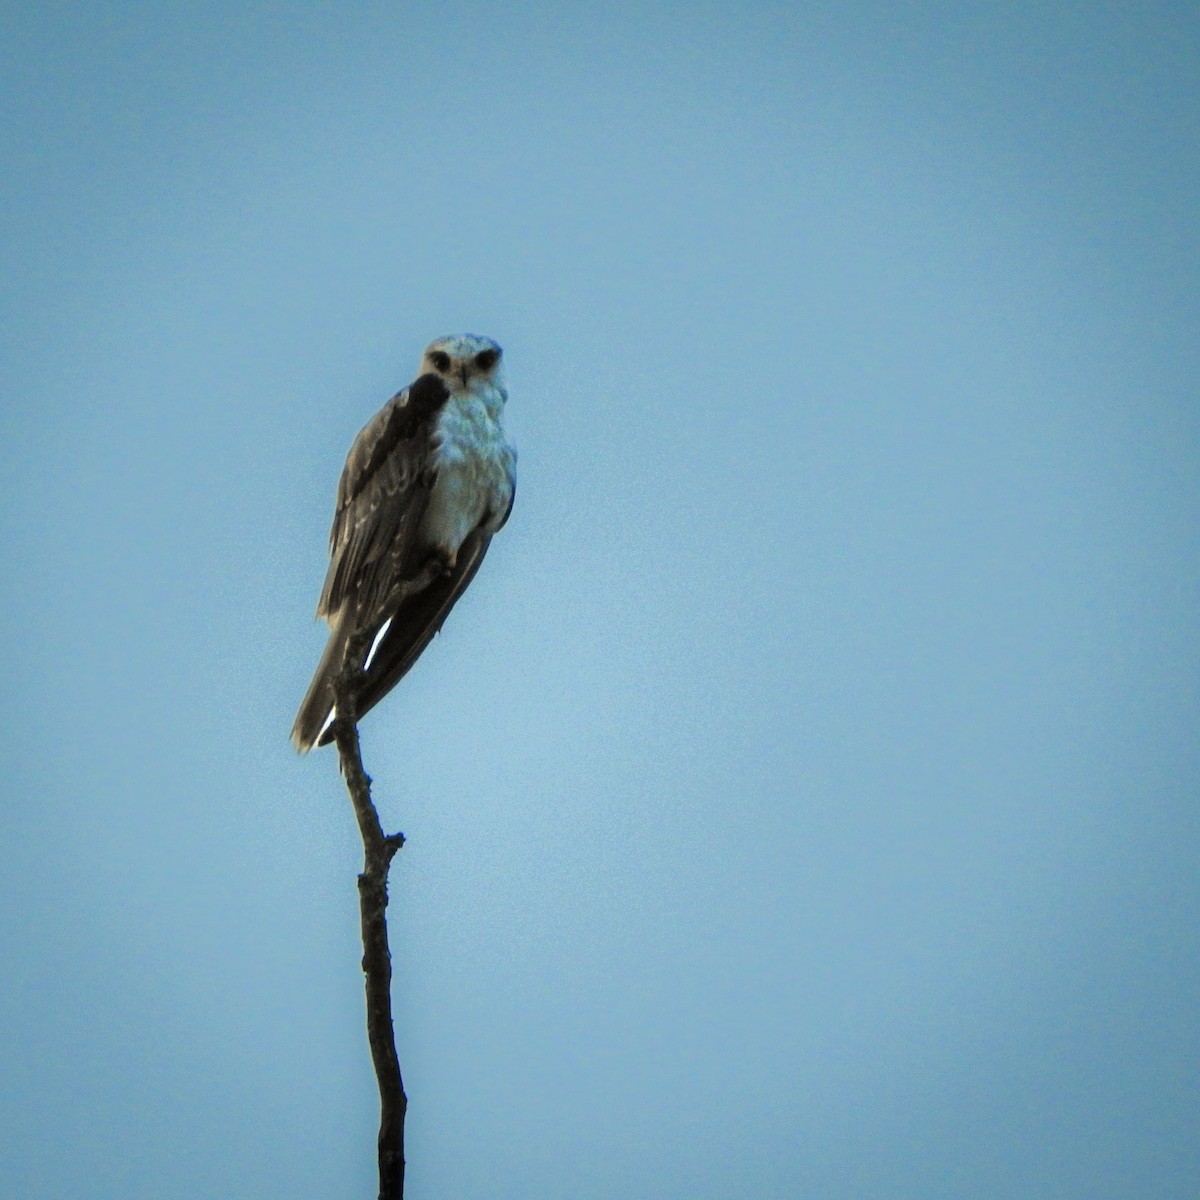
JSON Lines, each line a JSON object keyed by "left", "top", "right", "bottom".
{"left": 422, "top": 384, "right": 516, "bottom": 556}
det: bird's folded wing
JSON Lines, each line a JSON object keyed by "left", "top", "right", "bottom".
{"left": 316, "top": 529, "right": 493, "bottom": 744}
{"left": 316, "top": 375, "right": 447, "bottom": 621}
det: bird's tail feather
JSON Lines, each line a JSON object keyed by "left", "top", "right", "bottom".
{"left": 291, "top": 617, "right": 353, "bottom": 753}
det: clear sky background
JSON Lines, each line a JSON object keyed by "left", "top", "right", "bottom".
{"left": 2, "top": 3, "right": 1198, "bottom": 1198}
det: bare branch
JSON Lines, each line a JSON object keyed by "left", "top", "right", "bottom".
{"left": 331, "top": 636, "right": 409, "bottom": 1200}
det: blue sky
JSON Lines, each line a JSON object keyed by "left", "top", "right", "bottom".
{"left": 2, "top": 3, "right": 1198, "bottom": 1197}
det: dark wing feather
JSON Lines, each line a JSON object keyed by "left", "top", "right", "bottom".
{"left": 317, "top": 373, "right": 449, "bottom": 621}
{"left": 314, "top": 529, "right": 493, "bottom": 746}
{"left": 292, "top": 374, "right": 449, "bottom": 751}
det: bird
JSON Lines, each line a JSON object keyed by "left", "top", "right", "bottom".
{"left": 292, "top": 334, "right": 517, "bottom": 753}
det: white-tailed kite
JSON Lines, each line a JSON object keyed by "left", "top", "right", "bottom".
{"left": 292, "top": 334, "right": 517, "bottom": 753}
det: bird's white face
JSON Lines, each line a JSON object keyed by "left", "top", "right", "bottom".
{"left": 421, "top": 334, "right": 504, "bottom": 393}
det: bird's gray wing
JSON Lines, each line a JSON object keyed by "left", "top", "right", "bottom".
{"left": 316, "top": 373, "right": 449, "bottom": 623}
{"left": 292, "top": 373, "right": 450, "bottom": 752}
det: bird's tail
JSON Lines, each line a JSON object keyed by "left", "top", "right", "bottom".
{"left": 291, "top": 617, "right": 353, "bottom": 753}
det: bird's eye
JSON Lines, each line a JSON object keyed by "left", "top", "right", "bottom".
{"left": 474, "top": 349, "right": 499, "bottom": 370}
{"left": 430, "top": 351, "right": 451, "bottom": 373}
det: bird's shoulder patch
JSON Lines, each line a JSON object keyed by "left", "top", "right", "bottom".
{"left": 339, "top": 373, "right": 450, "bottom": 515}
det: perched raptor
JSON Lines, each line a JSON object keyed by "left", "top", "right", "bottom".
{"left": 292, "top": 334, "right": 517, "bottom": 753}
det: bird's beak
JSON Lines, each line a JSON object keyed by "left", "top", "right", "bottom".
{"left": 459, "top": 363, "right": 470, "bottom": 386}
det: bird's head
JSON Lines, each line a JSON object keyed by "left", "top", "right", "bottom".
{"left": 421, "top": 334, "right": 504, "bottom": 394}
